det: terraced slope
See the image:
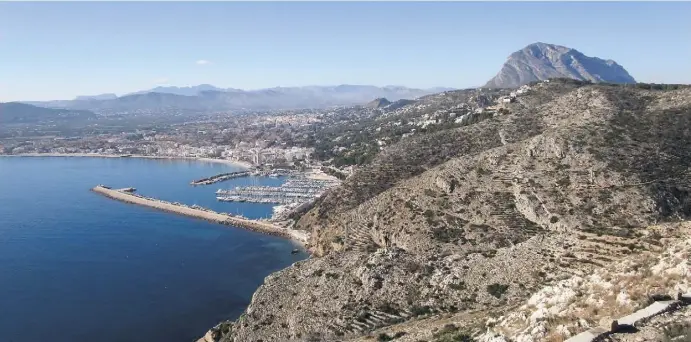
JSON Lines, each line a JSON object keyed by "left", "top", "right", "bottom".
{"left": 356, "top": 222, "right": 691, "bottom": 342}
{"left": 203, "top": 81, "right": 691, "bottom": 342}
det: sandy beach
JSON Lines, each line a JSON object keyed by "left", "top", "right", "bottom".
{"left": 1, "top": 153, "right": 254, "bottom": 170}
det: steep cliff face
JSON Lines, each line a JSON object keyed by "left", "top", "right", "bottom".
{"left": 207, "top": 81, "right": 691, "bottom": 342}
{"left": 484, "top": 42, "right": 636, "bottom": 88}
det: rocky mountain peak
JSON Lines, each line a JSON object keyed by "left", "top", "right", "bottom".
{"left": 485, "top": 42, "right": 636, "bottom": 88}
{"left": 365, "top": 97, "right": 392, "bottom": 109}
{"left": 521, "top": 42, "right": 571, "bottom": 57}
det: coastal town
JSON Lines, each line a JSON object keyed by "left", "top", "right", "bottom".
{"left": 0, "top": 84, "right": 526, "bottom": 178}
{"left": 0, "top": 106, "right": 342, "bottom": 171}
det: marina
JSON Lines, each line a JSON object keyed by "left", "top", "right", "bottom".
{"left": 215, "top": 177, "right": 340, "bottom": 206}
{"left": 217, "top": 195, "right": 298, "bottom": 205}
{"left": 218, "top": 186, "right": 321, "bottom": 195}
{"left": 189, "top": 168, "right": 296, "bottom": 186}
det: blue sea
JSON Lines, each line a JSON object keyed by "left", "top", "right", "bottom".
{"left": 0, "top": 156, "right": 308, "bottom": 342}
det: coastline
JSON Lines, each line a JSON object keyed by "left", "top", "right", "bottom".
{"left": 0, "top": 153, "right": 254, "bottom": 170}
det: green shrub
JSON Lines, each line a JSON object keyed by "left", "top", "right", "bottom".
{"left": 433, "top": 324, "right": 476, "bottom": 342}
{"left": 410, "top": 305, "right": 432, "bottom": 316}
{"left": 377, "top": 333, "right": 393, "bottom": 342}
{"left": 449, "top": 282, "right": 466, "bottom": 291}
{"left": 487, "top": 283, "right": 509, "bottom": 299}
{"left": 425, "top": 188, "right": 438, "bottom": 197}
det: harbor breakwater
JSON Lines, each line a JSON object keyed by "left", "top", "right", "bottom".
{"left": 91, "top": 185, "right": 309, "bottom": 244}
{"left": 190, "top": 170, "right": 251, "bottom": 186}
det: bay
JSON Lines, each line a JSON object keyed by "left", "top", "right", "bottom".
{"left": 0, "top": 156, "right": 307, "bottom": 342}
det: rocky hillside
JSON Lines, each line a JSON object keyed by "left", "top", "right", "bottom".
{"left": 484, "top": 43, "right": 636, "bottom": 88}
{"left": 359, "top": 221, "right": 691, "bottom": 342}
{"left": 475, "top": 221, "right": 690, "bottom": 342}
{"left": 200, "top": 80, "right": 691, "bottom": 342}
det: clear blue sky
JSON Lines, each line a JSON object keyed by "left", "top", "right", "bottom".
{"left": 1, "top": 1, "right": 690, "bottom": 101}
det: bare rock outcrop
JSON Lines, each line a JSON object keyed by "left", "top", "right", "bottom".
{"left": 484, "top": 42, "right": 636, "bottom": 88}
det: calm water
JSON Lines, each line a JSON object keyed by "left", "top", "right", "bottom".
{"left": 0, "top": 157, "right": 307, "bottom": 342}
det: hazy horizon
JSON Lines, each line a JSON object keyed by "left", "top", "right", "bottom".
{"left": 2, "top": 1, "right": 690, "bottom": 101}
{"left": 16, "top": 83, "right": 461, "bottom": 103}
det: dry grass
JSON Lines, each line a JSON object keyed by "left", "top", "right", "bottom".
{"left": 544, "top": 331, "right": 566, "bottom": 342}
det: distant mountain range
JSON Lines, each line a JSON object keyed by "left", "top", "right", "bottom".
{"left": 484, "top": 42, "right": 636, "bottom": 88}
{"left": 74, "top": 93, "right": 118, "bottom": 101}
{"left": 15, "top": 42, "right": 642, "bottom": 113}
{"left": 0, "top": 102, "right": 95, "bottom": 124}
{"left": 22, "top": 85, "right": 456, "bottom": 113}
{"left": 123, "top": 84, "right": 230, "bottom": 97}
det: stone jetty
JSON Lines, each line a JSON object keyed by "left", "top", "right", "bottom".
{"left": 190, "top": 170, "right": 251, "bottom": 186}
{"left": 91, "top": 185, "right": 309, "bottom": 244}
